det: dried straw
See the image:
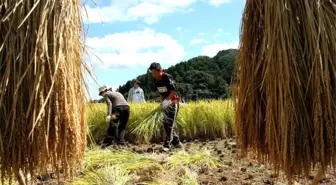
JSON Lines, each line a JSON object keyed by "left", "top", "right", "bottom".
{"left": 0, "top": 0, "right": 87, "bottom": 184}
{"left": 233, "top": 0, "right": 336, "bottom": 183}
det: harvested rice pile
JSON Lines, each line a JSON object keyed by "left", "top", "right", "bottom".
{"left": 0, "top": 0, "right": 86, "bottom": 184}
{"left": 233, "top": 0, "right": 336, "bottom": 184}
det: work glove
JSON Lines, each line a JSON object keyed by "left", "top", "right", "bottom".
{"left": 105, "top": 115, "right": 111, "bottom": 123}
{"left": 161, "top": 99, "right": 172, "bottom": 110}
{"left": 111, "top": 114, "right": 118, "bottom": 120}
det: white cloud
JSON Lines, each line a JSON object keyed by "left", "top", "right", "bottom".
{"left": 144, "top": 16, "right": 160, "bottom": 24}
{"left": 208, "top": 0, "right": 232, "bottom": 7}
{"left": 110, "top": 0, "right": 140, "bottom": 8}
{"left": 217, "top": 28, "right": 223, "bottom": 32}
{"left": 190, "top": 39, "right": 204, "bottom": 45}
{"left": 201, "top": 42, "right": 239, "bottom": 57}
{"left": 83, "top": 0, "right": 196, "bottom": 24}
{"left": 198, "top": 33, "right": 205, "bottom": 36}
{"left": 183, "top": 8, "right": 194, "bottom": 13}
{"left": 111, "top": 86, "right": 121, "bottom": 91}
{"left": 85, "top": 28, "right": 185, "bottom": 69}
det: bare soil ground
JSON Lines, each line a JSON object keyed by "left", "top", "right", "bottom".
{"left": 36, "top": 139, "right": 336, "bottom": 185}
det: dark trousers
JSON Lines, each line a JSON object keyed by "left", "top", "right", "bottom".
{"left": 163, "top": 102, "right": 180, "bottom": 147}
{"left": 105, "top": 105, "right": 130, "bottom": 144}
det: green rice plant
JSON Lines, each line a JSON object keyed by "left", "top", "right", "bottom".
{"left": 175, "top": 104, "right": 196, "bottom": 139}
{"left": 86, "top": 100, "right": 235, "bottom": 144}
{"left": 148, "top": 178, "right": 178, "bottom": 185}
{"left": 176, "top": 100, "right": 234, "bottom": 140}
{"left": 71, "top": 147, "right": 167, "bottom": 184}
{"left": 152, "top": 150, "right": 217, "bottom": 184}
{"left": 0, "top": 177, "right": 19, "bottom": 185}
{"left": 86, "top": 103, "right": 108, "bottom": 144}
{"left": 148, "top": 167, "right": 198, "bottom": 185}
{"left": 195, "top": 101, "right": 224, "bottom": 138}
{"left": 222, "top": 100, "right": 235, "bottom": 136}
{"left": 70, "top": 165, "right": 133, "bottom": 185}
{"left": 179, "top": 167, "right": 199, "bottom": 185}
{"left": 149, "top": 182, "right": 176, "bottom": 185}
{"left": 128, "top": 106, "right": 164, "bottom": 144}
{"left": 83, "top": 147, "right": 163, "bottom": 172}
{"left": 127, "top": 102, "right": 160, "bottom": 124}
{"left": 70, "top": 146, "right": 224, "bottom": 185}
{"left": 165, "top": 149, "right": 221, "bottom": 172}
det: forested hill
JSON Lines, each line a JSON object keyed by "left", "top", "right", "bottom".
{"left": 118, "top": 49, "right": 237, "bottom": 102}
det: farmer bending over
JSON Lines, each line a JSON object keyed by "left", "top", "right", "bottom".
{"left": 148, "top": 62, "right": 183, "bottom": 151}
{"left": 99, "top": 85, "right": 130, "bottom": 148}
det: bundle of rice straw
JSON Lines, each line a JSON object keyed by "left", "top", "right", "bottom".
{"left": 130, "top": 106, "right": 164, "bottom": 144}
{"left": 0, "top": 0, "right": 87, "bottom": 184}
{"left": 233, "top": 0, "right": 336, "bottom": 184}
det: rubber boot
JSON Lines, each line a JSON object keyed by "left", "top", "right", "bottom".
{"left": 117, "top": 129, "right": 126, "bottom": 145}
{"left": 172, "top": 136, "right": 183, "bottom": 148}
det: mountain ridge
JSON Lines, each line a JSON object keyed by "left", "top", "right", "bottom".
{"left": 116, "top": 49, "right": 237, "bottom": 102}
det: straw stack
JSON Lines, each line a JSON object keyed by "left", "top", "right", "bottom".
{"left": 233, "top": 0, "right": 336, "bottom": 183}
{"left": 0, "top": 0, "right": 86, "bottom": 184}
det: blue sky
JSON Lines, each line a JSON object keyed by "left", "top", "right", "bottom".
{"left": 82, "top": 0, "right": 246, "bottom": 100}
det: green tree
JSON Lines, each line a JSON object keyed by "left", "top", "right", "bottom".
{"left": 113, "top": 49, "right": 237, "bottom": 102}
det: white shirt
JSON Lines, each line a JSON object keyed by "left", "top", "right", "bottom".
{"left": 127, "top": 87, "right": 146, "bottom": 103}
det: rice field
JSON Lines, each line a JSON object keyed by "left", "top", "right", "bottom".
{"left": 2, "top": 0, "right": 335, "bottom": 184}
{"left": 76, "top": 99, "right": 335, "bottom": 185}
{"left": 70, "top": 100, "right": 238, "bottom": 185}
{"left": 79, "top": 100, "right": 230, "bottom": 185}
{"left": 4, "top": 99, "right": 336, "bottom": 184}
{"left": 86, "top": 100, "right": 235, "bottom": 145}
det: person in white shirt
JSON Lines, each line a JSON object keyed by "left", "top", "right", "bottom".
{"left": 127, "top": 80, "right": 146, "bottom": 103}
